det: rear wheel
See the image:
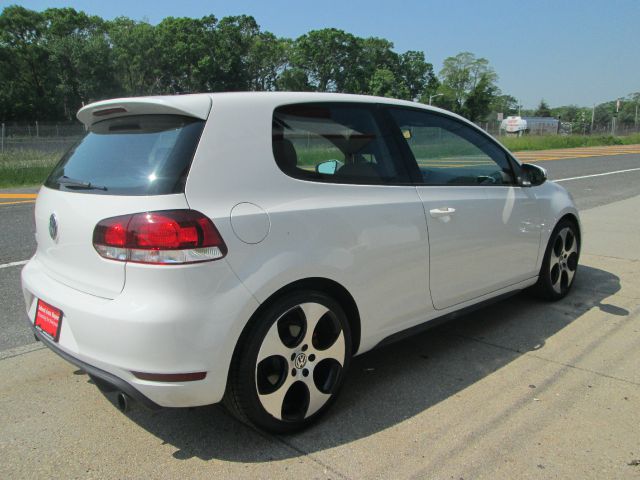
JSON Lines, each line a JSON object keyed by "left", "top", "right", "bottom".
{"left": 532, "top": 219, "right": 580, "bottom": 300}
{"left": 225, "top": 291, "right": 351, "bottom": 433}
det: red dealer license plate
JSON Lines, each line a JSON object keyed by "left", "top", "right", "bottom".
{"left": 35, "top": 299, "right": 63, "bottom": 342}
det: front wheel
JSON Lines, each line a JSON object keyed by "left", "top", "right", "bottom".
{"left": 225, "top": 291, "right": 351, "bottom": 433}
{"left": 532, "top": 219, "right": 580, "bottom": 300}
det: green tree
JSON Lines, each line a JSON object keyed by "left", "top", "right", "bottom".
{"left": 154, "top": 15, "right": 218, "bottom": 93}
{"left": 397, "top": 50, "right": 436, "bottom": 101}
{"left": 247, "top": 32, "right": 287, "bottom": 91}
{"left": 291, "top": 28, "right": 359, "bottom": 92}
{"left": 617, "top": 93, "right": 640, "bottom": 127}
{"left": 43, "top": 8, "right": 118, "bottom": 118}
{"left": 534, "top": 99, "right": 551, "bottom": 117}
{"left": 347, "top": 36, "right": 398, "bottom": 94}
{"left": 108, "top": 17, "right": 162, "bottom": 96}
{"left": 571, "top": 110, "right": 590, "bottom": 134}
{"left": 288, "top": 32, "right": 436, "bottom": 100}
{"left": 276, "top": 67, "right": 312, "bottom": 91}
{"left": 462, "top": 74, "right": 496, "bottom": 121}
{"left": 212, "top": 15, "right": 261, "bottom": 91}
{"left": 438, "top": 51, "right": 498, "bottom": 115}
{"left": 593, "top": 102, "right": 614, "bottom": 129}
{"left": 368, "top": 68, "right": 408, "bottom": 99}
{"left": 551, "top": 105, "right": 579, "bottom": 122}
{"left": 0, "top": 6, "right": 57, "bottom": 119}
{"left": 489, "top": 94, "right": 519, "bottom": 117}
{"left": 550, "top": 105, "right": 595, "bottom": 133}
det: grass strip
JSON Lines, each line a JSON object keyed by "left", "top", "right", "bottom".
{"left": 500, "top": 133, "right": 640, "bottom": 151}
{"left": 0, "top": 150, "right": 60, "bottom": 188}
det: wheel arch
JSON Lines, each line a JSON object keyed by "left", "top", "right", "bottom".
{"left": 233, "top": 277, "right": 361, "bottom": 363}
{"left": 557, "top": 212, "right": 581, "bottom": 244}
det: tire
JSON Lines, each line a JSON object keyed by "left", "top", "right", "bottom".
{"left": 531, "top": 219, "right": 580, "bottom": 300}
{"left": 224, "top": 290, "right": 352, "bottom": 434}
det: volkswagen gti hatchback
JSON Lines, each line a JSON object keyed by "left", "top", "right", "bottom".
{"left": 22, "top": 92, "right": 580, "bottom": 433}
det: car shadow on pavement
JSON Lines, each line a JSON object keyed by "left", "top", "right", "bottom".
{"left": 106, "top": 264, "right": 627, "bottom": 462}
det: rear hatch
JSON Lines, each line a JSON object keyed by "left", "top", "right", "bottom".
{"left": 35, "top": 97, "right": 211, "bottom": 298}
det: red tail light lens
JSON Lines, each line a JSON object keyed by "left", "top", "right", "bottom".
{"left": 103, "top": 222, "right": 127, "bottom": 247}
{"left": 93, "top": 210, "right": 227, "bottom": 264}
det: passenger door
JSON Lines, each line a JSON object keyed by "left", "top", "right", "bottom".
{"left": 263, "top": 103, "right": 434, "bottom": 337}
{"left": 385, "top": 108, "right": 542, "bottom": 310}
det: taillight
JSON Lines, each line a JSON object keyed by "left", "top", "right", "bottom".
{"left": 93, "top": 210, "right": 227, "bottom": 265}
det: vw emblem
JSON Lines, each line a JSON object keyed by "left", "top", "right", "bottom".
{"left": 49, "top": 213, "right": 59, "bottom": 242}
{"left": 294, "top": 353, "right": 307, "bottom": 369}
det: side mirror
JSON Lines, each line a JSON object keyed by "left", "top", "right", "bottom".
{"left": 316, "top": 160, "right": 340, "bottom": 175}
{"left": 520, "top": 163, "right": 547, "bottom": 187}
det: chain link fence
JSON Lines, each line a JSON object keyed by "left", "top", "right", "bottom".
{"left": 0, "top": 122, "right": 88, "bottom": 187}
{"left": 1, "top": 118, "right": 638, "bottom": 156}
{"left": 475, "top": 119, "right": 640, "bottom": 137}
{"left": 1, "top": 121, "right": 86, "bottom": 155}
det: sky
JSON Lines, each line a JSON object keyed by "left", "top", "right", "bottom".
{"left": 3, "top": 0, "right": 639, "bottom": 108}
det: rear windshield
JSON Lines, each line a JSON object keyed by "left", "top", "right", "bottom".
{"left": 45, "top": 115, "right": 205, "bottom": 195}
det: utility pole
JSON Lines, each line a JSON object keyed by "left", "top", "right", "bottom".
{"left": 591, "top": 104, "right": 595, "bottom": 133}
{"left": 612, "top": 99, "right": 621, "bottom": 136}
{"left": 635, "top": 103, "right": 638, "bottom": 130}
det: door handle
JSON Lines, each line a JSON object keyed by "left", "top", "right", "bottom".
{"left": 429, "top": 207, "right": 456, "bottom": 218}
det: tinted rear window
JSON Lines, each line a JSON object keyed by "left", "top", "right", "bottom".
{"left": 45, "top": 115, "right": 205, "bottom": 195}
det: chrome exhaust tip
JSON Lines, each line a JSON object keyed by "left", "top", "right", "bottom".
{"left": 116, "top": 392, "right": 131, "bottom": 413}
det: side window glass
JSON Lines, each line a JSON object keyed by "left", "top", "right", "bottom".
{"left": 273, "top": 103, "right": 404, "bottom": 184}
{"left": 388, "top": 109, "right": 514, "bottom": 186}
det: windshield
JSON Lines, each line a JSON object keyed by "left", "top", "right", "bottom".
{"left": 45, "top": 115, "right": 205, "bottom": 195}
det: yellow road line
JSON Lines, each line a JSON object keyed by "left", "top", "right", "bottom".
{"left": 513, "top": 144, "right": 640, "bottom": 162}
{"left": 0, "top": 193, "right": 38, "bottom": 199}
{"left": 516, "top": 151, "right": 640, "bottom": 156}
{"left": 515, "top": 150, "right": 638, "bottom": 154}
{"left": 0, "top": 200, "right": 36, "bottom": 206}
{"left": 515, "top": 154, "right": 639, "bottom": 162}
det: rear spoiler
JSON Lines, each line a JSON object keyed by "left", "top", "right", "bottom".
{"left": 77, "top": 95, "right": 213, "bottom": 127}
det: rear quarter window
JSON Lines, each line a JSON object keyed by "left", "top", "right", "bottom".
{"left": 272, "top": 103, "right": 409, "bottom": 184}
{"left": 45, "top": 115, "right": 205, "bottom": 195}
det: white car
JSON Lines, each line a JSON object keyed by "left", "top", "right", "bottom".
{"left": 22, "top": 92, "right": 580, "bottom": 433}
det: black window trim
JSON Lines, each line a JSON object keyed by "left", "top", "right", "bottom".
{"left": 272, "top": 101, "right": 415, "bottom": 187}
{"left": 379, "top": 104, "right": 523, "bottom": 188}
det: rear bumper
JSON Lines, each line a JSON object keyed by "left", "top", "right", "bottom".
{"left": 32, "top": 326, "right": 161, "bottom": 410}
{"left": 21, "top": 255, "right": 259, "bottom": 408}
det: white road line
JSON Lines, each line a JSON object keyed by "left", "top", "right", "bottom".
{"left": 554, "top": 167, "right": 640, "bottom": 183}
{"left": 0, "top": 259, "right": 29, "bottom": 269}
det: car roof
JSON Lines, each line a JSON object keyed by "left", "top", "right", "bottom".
{"left": 209, "top": 91, "right": 459, "bottom": 117}
{"left": 78, "top": 91, "right": 455, "bottom": 126}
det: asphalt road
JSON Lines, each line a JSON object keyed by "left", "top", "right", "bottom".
{"left": 1, "top": 153, "right": 639, "bottom": 353}
{"left": 1, "top": 201, "right": 39, "bottom": 351}
{"left": 533, "top": 153, "right": 640, "bottom": 210}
